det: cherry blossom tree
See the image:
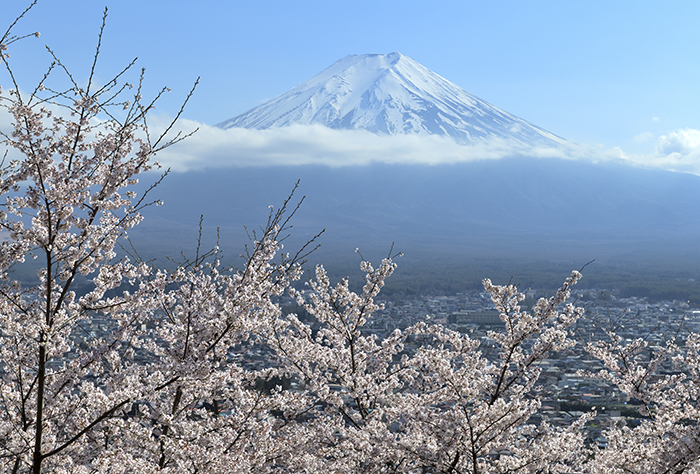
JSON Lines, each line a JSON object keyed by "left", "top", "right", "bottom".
{"left": 269, "top": 253, "right": 590, "bottom": 473}
{"left": 0, "top": 5, "right": 317, "bottom": 473}
{"left": 579, "top": 320, "right": 700, "bottom": 473}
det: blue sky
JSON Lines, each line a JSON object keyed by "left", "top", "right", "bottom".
{"left": 5, "top": 0, "right": 700, "bottom": 168}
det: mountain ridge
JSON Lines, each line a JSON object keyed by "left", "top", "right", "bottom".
{"left": 218, "top": 52, "right": 567, "bottom": 148}
{"left": 133, "top": 158, "right": 700, "bottom": 268}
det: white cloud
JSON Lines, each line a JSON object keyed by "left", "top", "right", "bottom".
{"left": 618, "top": 128, "right": 700, "bottom": 175}
{"left": 656, "top": 129, "right": 700, "bottom": 155}
{"left": 154, "top": 120, "right": 700, "bottom": 178}
{"left": 150, "top": 117, "right": 602, "bottom": 172}
{"left": 8, "top": 108, "right": 700, "bottom": 177}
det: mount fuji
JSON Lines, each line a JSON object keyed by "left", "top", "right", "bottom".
{"left": 217, "top": 52, "right": 567, "bottom": 148}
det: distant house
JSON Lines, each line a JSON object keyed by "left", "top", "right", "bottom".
{"left": 448, "top": 310, "right": 501, "bottom": 326}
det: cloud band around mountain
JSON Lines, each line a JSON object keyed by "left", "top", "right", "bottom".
{"left": 152, "top": 118, "right": 600, "bottom": 171}
{"left": 4, "top": 108, "right": 700, "bottom": 175}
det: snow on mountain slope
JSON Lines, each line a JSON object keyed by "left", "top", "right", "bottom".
{"left": 218, "top": 52, "right": 567, "bottom": 148}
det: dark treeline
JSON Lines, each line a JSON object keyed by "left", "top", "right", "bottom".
{"left": 9, "top": 247, "right": 700, "bottom": 304}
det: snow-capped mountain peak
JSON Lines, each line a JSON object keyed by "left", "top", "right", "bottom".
{"left": 218, "top": 52, "right": 566, "bottom": 148}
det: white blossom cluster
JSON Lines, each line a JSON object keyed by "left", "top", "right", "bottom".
{"left": 3, "top": 7, "right": 700, "bottom": 474}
